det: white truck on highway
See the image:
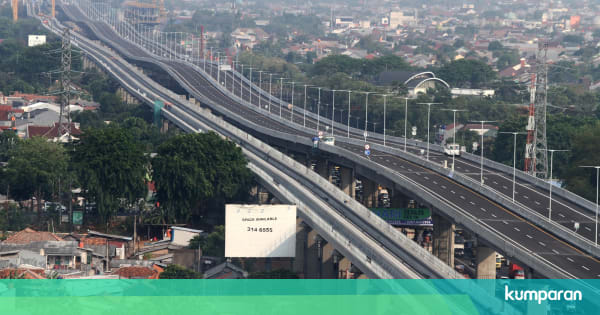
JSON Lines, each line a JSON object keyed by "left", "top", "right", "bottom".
{"left": 444, "top": 143, "right": 461, "bottom": 156}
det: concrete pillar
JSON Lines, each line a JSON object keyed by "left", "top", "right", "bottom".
{"left": 294, "top": 154, "right": 307, "bottom": 167}
{"left": 161, "top": 120, "right": 169, "bottom": 133}
{"left": 390, "top": 189, "right": 407, "bottom": 208}
{"left": 476, "top": 246, "right": 496, "bottom": 279}
{"left": 321, "top": 241, "right": 335, "bottom": 278}
{"left": 337, "top": 256, "right": 352, "bottom": 279}
{"left": 306, "top": 229, "right": 321, "bottom": 278}
{"left": 293, "top": 219, "right": 308, "bottom": 277}
{"left": 189, "top": 97, "right": 195, "bottom": 104}
{"left": 315, "top": 159, "right": 328, "bottom": 180}
{"left": 340, "top": 167, "right": 355, "bottom": 199}
{"left": 432, "top": 213, "right": 454, "bottom": 267}
{"left": 362, "top": 178, "right": 377, "bottom": 208}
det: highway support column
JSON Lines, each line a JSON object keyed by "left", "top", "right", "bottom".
{"left": 476, "top": 246, "right": 496, "bottom": 279}
{"left": 315, "top": 159, "right": 328, "bottom": 181}
{"left": 340, "top": 167, "right": 355, "bottom": 199}
{"left": 362, "top": 178, "right": 377, "bottom": 208}
{"left": 432, "top": 213, "right": 454, "bottom": 268}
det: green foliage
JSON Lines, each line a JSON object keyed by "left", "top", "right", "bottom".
{"left": 152, "top": 133, "right": 253, "bottom": 225}
{"left": 437, "top": 59, "right": 496, "bottom": 88}
{"left": 159, "top": 264, "right": 203, "bottom": 279}
{"left": 5, "top": 137, "right": 69, "bottom": 208}
{"left": 0, "top": 131, "right": 19, "bottom": 162}
{"left": 71, "top": 127, "right": 147, "bottom": 226}
{"left": 265, "top": 14, "right": 324, "bottom": 39}
{"left": 188, "top": 225, "right": 225, "bottom": 257}
{"left": 248, "top": 269, "right": 299, "bottom": 279}
{"left": 310, "top": 54, "right": 410, "bottom": 79}
{"left": 563, "top": 122, "right": 600, "bottom": 202}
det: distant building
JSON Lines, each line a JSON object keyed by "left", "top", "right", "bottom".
{"left": 27, "top": 35, "right": 46, "bottom": 47}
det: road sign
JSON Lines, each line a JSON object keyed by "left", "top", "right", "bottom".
{"left": 365, "top": 149, "right": 370, "bottom": 156}
{"left": 364, "top": 144, "right": 370, "bottom": 150}
{"left": 412, "top": 126, "right": 417, "bottom": 136}
{"left": 363, "top": 130, "right": 368, "bottom": 138}
{"left": 318, "top": 131, "right": 323, "bottom": 138}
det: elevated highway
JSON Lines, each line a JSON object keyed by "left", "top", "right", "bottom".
{"left": 54, "top": 0, "right": 600, "bottom": 279}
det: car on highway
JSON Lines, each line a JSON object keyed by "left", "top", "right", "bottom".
{"left": 322, "top": 136, "right": 335, "bottom": 145}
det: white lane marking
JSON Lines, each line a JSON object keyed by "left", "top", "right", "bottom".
{"left": 526, "top": 234, "right": 533, "bottom": 239}
{"left": 567, "top": 257, "right": 574, "bottom": 262}
{"left": 451, "top": 190, "right": 456, "bottom": 194}
{"left": 469, "top": 201, "right": 475, "bottom": 205}
{"left": 493, "top": 181, "right": 498, "bottom": 185}
{"left": 514, "top": 227, "right": 520, "bottom": 232}
{"left": 401, "top": 165, "right": 405, "bottom": 169}
{"left": 582, "top": 266, "right": 590, "bottom": 271}
{"left": 393, "top": 162, "right": 397, "bottom": 166}
{"left": 503, "top": 220, "right": 508, "bottom": 225}
{"left": 523, "top": 195, "right": 529, "bottom": 199}
{"left": 480, "top": 207, "right": 487, "bottom": 212}
{"left": 558, "top": 213, "right": 565, "bottom": 218}
{"left": 460, "top": 195, "right": 466, "bottom": 200}
{"left": 491, "top": 213, "right": 497, "bottom": 218}
{"left": 585, "top": 227, "right": 592, "bottom": 231}
{"left": 386, "top": 159, "right": 390, "bottom": 162}
{"left": 484, "top": 177, "right": 489, "bottom": 180}
{"left": 503, "top": 185, "right": 508, "bottom": 189}
{"left": 433, "top": 181, "right": 438, "bottom": 185}
{"left": 424, "top": 176, "right": 429, "bottom": 180}
{"left": 535, "top": 201, "right": 541, "bottom": 205}
{"left": 538, "top": 242, "right": 546, "bottom": 247}
{"left": 552, "top": 249, "right": 560, "bottom": 254}
{"left": 442, "top": 185, "right": 447, "bottom": 189}
{"left": 407, "top": 168, "right": 412, "bottom": 171}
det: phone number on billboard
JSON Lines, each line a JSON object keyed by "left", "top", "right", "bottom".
{"left": 247, "top": 227, "right": 273, "bottom": 232}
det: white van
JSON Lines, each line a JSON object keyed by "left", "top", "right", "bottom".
{"left": 444, "top": 143, "right": 461, "bottom": 156}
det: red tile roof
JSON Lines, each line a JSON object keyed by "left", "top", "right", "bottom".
{"left": 3, "top": 228, "right": 63, "bottom": 244}
{"left": 115, "top": 266, "right": 158, "bottom": 279}
{"left": 27, "top": 123, "right": 82, "bottom": 138}
{"left": 0, "top": 268, "right": 46, "bottom": 279}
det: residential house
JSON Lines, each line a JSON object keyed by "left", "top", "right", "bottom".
{"left": 203, "top": 261, "right": 247, "bottom": 279}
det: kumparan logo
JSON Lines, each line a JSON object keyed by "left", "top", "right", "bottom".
{"left": 505, "top": 286, "right": 582, "bottom": 304}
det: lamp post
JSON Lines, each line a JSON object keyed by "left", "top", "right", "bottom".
{"left": 417, "top": 103, "right": 441, "bottom": 160}
{"left": 361, "top": 92, "right": 375, "bottom": 142}
{"left": 470, "top": 120, "right": 498, "bottom": 185}
{"left": 579, "top": 166, "right": 600, "bottom": 246}
{"left": 347, "top": 90, "right": 351, "bottom": 138}
{"left": 239, "top": 64, "right": 244, "bottom": 99}
{"left": 289, "top": 81, "right": 296, "bottom": 122}
{"left": 279, "top": 77, "right": 286, "bottom": 117}
{"left": 377, "top": 94, "right": 391, "bottom": 146}
{"left": 269, "top": 74, "right": 274, "bottom": 113}
{"left": 441, "top": 109, "right": 467, "bottom": 171}
{"left": 541, "top": 149, "right": 569, "bottom": 221}
{"left": 310, "top": 87, "right": 322, "bottom": 132}
{"left": 500, "top": 131, "right": 527, "bottom": 202}
{"left": 303, "top": 84, "right": 312, "bottom": 128}
{"left": 257, "top": 70, "right": 265, "bottom": 110}
{"left": 248, "top": 67, "right": 254, "bottom": 105}
{"left": 330, "top": 89, "right": 338, "bottom": 136}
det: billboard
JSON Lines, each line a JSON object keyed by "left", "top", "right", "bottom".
{"left": 370, "top": 208, "right": 433, "bottom": 226}
{"left": 73, "top": 211, "right": 83, "bottom": 225}
{"left": 225, "top": 204, "right": 296, "bottom": 257}
{"left": 28, "top": 35, "right": 46, "bottom": 47}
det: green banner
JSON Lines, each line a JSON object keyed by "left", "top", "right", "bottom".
{"left": 370, "top": 208, "right": 432, "bottom": 226}
{"left": 0, "top": 280, "right": 598, "bottom": 314}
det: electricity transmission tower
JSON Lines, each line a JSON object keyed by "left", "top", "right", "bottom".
{"left": 58, "top": 28, "right": 73, "bottom": 141}
{"left": 533, "top": 41, "right": 548, "bottom": 179}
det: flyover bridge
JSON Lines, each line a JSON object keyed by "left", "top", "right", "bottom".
{"left": 51, "top": 0, "right": 600, "bottom": 280}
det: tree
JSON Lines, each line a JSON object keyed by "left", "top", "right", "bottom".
{"left": 152, "top": 133, "right": 253, "bottom": 226}
{"left": 71, "top": 127, "right": 147, "bottom": 227}
{"left": 0, "top": 130, "right": 19, "bottom": 162}
{"left": 159, "top": 264, "right": 203, "bottom": 279}
{"left": 488, "top": 41, "right": 504, "bottom": 51}
{"left": 188, "top": 225, "right": 225, "bottom": 257}
{"left": 563, "top": 123, "right": 600, "bottom": 202}
{"left": 5, "top": 137, "right": 69, "bottom": 219}
{"left": 437, "top": 59, "right": 496, "bottom": 88}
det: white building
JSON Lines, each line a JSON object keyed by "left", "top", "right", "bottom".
{"left": 169, "top": 226, "right": 203, "bottom": 247}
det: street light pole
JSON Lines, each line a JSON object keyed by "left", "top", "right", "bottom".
{"left": 580, "top": 166, "right": 600, "bottom": 246}
{"left": 303, "top": 84, "right": 311, "bottom": 128}
{"left": 543, "top": 149, "right": 569, "bottom": 221}
{"left": 362, "top": 92, "right": 374, "bottom": 142}
{"left": 417, "top": 103, "right": 441, "bottom": 160}
{"left": 239, "top": 64, "right": 244, "bottom": 99}
{"left": 269, "top": 74, "right": 273, "bottom": 113}
{"left": 347, "top": 90, "right": 351, "bottom": 138}
{"left": 279, "top": 77, "right": 286, "bottom": 117}
{"left": 289, "top": 81, "right": 296, "bottom": 122}
{"left": 331, "top": 89, "right": 337, "bottom": 136}
{"left": 500, "top": 131, "right": 527, "bottom": 202}
{"left": 257, "top": 71, "right": 265, "bottom": 110}
{"left": 248, "top": 67, "right": 254, "bottom": 105}
{"left": 378, "top": 94, "right": 390, "bottom": 146}
{"left": 470, "top": 120, "right": 498, "bottom": 185}
{"left": 310, "top": 87, "right": 322, "bottom": 132}
{"left": 442, "top": 109, "right": 467, "bottom": 171}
